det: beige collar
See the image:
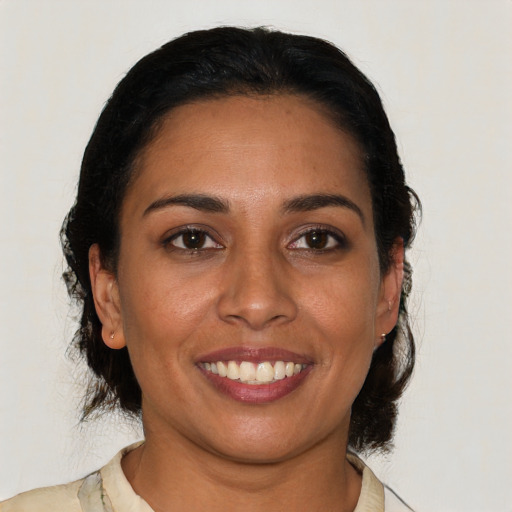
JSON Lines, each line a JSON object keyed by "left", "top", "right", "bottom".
{"left": 347, "top": 453, "right": 385, "bottom": 512}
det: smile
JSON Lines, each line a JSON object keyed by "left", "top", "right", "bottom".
{"left": 200, "top": 360, "right": 308, "bottom": 384}
{"left": 196, "top": 348, "right": 313, "bottom": 404}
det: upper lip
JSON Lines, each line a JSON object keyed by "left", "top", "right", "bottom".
{"left": 195, "top": 346, "right": 313, "bottom": 365}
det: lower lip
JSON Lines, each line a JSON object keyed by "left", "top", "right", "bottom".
{"left": 199, "top": 365, "right": 312, "bottom": 404}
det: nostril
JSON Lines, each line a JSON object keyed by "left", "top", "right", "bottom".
{"left": 215, "top": 255, "right": 298, "bottom": 329}
{"left": 217, "top": 287, "right": 298, "bottom": 329}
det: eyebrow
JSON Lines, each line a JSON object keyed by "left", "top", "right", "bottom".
{"left": 143, "top": 194, "right": 230, "bottom": 216}
{"left": 143, "top": 192, "right": 364, "bottom": 223}
{"left": 282, "top": 194, "right": 365, "bottom": 224}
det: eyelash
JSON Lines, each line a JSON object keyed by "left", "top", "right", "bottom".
{"left": 162, "top": 226, "right": 223, "bottom": 254}
{"left": 162, "top": 225, "right": 347, "bottom": 255}
{"left": 288, "top": 226, "right": 347, "bottom": 252}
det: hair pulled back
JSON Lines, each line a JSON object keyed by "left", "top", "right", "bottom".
{"left": 62, "top": 26, "right": 419, "bottom": 453}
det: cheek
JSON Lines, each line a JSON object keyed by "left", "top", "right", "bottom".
{"left": 299, "top": 259, "right": 380, "bottom": 377}
{"left": 117, "top": 258, "right": 217, "bottom": 355}
{"left": 115, "top": 263, "right": 219, "bottom": 407}
{"left": 303, "top": 263, "right": 380, "bottom": 335}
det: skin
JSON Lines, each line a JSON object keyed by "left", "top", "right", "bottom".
{"left": 89, "top": 94, "right": 403, "bottom": 512}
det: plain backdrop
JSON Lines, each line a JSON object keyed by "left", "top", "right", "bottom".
{"left": 1, "top": 1, "right": 511, "bottom": 511}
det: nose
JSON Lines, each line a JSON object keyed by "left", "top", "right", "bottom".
{"left": 216, "top": 248, "right": 298, "bottom": 330}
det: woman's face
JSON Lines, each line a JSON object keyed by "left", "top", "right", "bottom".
{"left": 92, "top": 94, "right": 401, "bottom": 462}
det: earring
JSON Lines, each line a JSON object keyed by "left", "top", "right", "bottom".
{"left": 380, "top": 333, "right": 386, "bottom": 343}
{"left": 388, "top": 300, "right": 392, "bottom": 312}
{"left": 109, "top": 331, "right": 115, "bottom": 340}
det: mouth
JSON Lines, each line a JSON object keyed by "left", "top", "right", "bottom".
{"left": 196, "top": 347, "right": 313, "bottom": 403}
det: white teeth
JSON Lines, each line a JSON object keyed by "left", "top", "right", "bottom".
{"left": 239, "top": 361, "right": 256, "bottom": 381}
{"left": 227, "top": 361, "right": 240, "bottom": 380}
{"left": 274, "top": 361, "right": 285, "bottom": 380}
{"left": 256, "top": 362, "right": 274, "bottom": 383}
{"left": 201, "top": 360, "right": 307, "bottom": 384}
{"left": 217, "top": 361, "right": 227, "bottom": 377}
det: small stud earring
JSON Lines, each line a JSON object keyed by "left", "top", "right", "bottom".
{"left": 380, "top": 333, "right": 386, "bottom": 343}
{"left": 110, "top": 331, "right": 115, "bottom": 340}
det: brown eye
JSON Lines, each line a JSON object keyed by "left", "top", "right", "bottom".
{"left": 182, "top": 230, "right": 206, "bottom": 249}
{"left": 288, "top": 228, "right": 346, "bottom": 251}
{"left": 167, "top": 229, "right": 222, "bottom": 251}
{"left": 305, "top": 231, "right": 329, "bottom": 249}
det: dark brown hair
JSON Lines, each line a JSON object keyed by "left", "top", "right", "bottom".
{"left": 61, "top": 26, "right": 419, "bottom": 453}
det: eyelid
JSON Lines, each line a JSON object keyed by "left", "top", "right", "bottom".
{"left": 287, "top": 225, "right": 348, "bottom": 250}
{"left": 162, "top": 225, "right": 224, "bottom": 250}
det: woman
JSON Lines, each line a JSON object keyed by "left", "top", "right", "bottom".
{"left": 1, "top": 26, "right": 418, "bottom": 511}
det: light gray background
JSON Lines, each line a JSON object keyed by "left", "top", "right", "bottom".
{"left": 1, "top": 1, "right": 511, "bottom": 511}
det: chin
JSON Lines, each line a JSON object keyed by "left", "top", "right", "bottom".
{"left": 199, "top": 413, "right": 339, "bottom": 465}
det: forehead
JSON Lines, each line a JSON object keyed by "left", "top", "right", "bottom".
{"left": 125, "top": 94, "right": 371, "bottom": 217}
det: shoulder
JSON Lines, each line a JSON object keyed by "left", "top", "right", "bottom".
{"left": 0, "top": 470, "right": 116, "bottom": 512}
{"left": 384, "top": 485, "right": 415, "bottom": 512}
{"left": 347, "top": 452, "right": 416, "bottom": 512}
{"left": 0, "top": 479, "right": 83, "bottom": 512}
{"left": 0, "top": 441, "right": 145, "bottom": 512}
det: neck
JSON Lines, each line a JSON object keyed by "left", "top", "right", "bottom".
{"left": 122, "top": 421, "right": 361, "bottom": 512}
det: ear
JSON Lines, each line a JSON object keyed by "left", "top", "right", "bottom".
{"left": 89, "top": 244, "right": 126, "bottom": 349}
{"left": 374, "top": 238, "right": 404, "bottom": 349}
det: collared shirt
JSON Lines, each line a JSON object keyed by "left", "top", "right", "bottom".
{"left": 1, "top": 443, "right": 414, "bottom": 511}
